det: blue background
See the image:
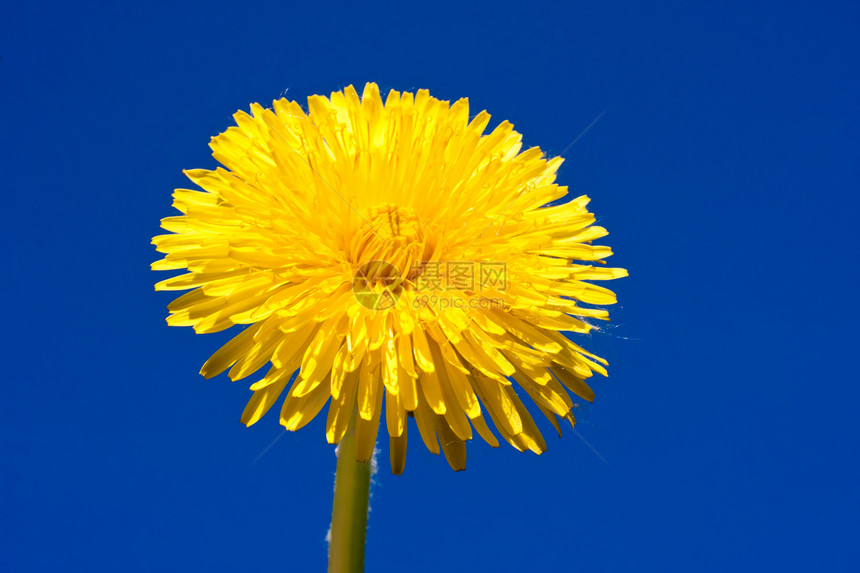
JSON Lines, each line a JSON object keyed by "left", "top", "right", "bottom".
{"left": 2, "top": 1, "right": 858, "bottom": 571}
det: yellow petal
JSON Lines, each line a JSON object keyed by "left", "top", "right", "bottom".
{"left": 411, "top": 325, "right": 435, "bottom": 373}
{"left": 280, "top": 374, "right": 331, "bottom": 431}
{"left": 549, "top": 363, "right": 595, "bottom": 402}
{"left": 443, "top": 361, "right": 481, "bottom": 419}
{"left": 398, "top": 363, "right": 418, "bottom": 412}
{"left": 271, "top": 321, "right": 318, "bottom": 368}
{"left": 471, "top": 412, "right": 500, "bottom": 448}
{"left": 385, "top": 388, "right": 406, "bottom": 438}
{"left": 437, "top": 419, "right": 467, "bottom": 472}
{"left": 228, "top": 331, "right": 283, "bottom": 381}
{"left": 397, "top": 334, "right": 416, "bottom": 378}
{"left": 326, "top": 370, "right": 359, "bottom": 444}
{"left": 354, "top": 379, "right": 384, "bottom": 462}
{"left": 452, "top": 334, "right": 510, "bottom": 382}
{"left": 390, "top": 429, "right": 408, "bottom": 475}
{"left": 381, "top": 333, "right": 399, "bottom": 396}
{"left": 240, "top": 368, "right": 290, "bottom": 426}
{"left": 357, "top": 351, "right": 381, "bottom": 421}
{"left": 199, "top": 324, "right": 261, "bottom": 379}
{"left": 472, "top": 374, "right": 522, "bottom": 435}
{"left": 413, "top": 392, "right": 440, "bottom": 455}
{"left": 512, "top": 372, "right": 572, "bottom": 417}
{"left": 418, "top": 368, "right": 446, "bottom": 415}
{"left": 291, "top": 319, "right": 344, "bottom": 397}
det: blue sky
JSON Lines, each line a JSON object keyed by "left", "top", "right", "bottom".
{"left": 2, "top": 1, "right": 858, "bottom": 571}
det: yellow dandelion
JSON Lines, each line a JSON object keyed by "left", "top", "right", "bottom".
{"left": 152, "top": 83, "right": 627, "bottom": 474}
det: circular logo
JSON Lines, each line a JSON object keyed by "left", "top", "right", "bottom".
{"left": 352, "top": 260, "right": 403, "bottom": 311}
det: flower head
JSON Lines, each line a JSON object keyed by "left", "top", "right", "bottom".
{"left": 153, "top": 83, "right": 627, "bottom": 473}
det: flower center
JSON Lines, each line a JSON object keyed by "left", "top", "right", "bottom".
{"left": 349, "top": 203, "right": 428, "bottom": 280}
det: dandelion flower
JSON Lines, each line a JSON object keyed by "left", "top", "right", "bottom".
{"left": 152, "top": 83, "right": 626, "bottom": 473}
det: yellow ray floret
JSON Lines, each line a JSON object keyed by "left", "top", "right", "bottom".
{"left": 153, "top": 83, "right": 627, "bottom": 473}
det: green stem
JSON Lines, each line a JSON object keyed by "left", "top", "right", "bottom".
{"left": 328, "top": 416, "right": 371, "bottom": 573}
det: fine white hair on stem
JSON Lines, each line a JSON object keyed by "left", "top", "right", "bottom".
{"left": 326, "top": 441, "right": 377, "bottom": 550}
